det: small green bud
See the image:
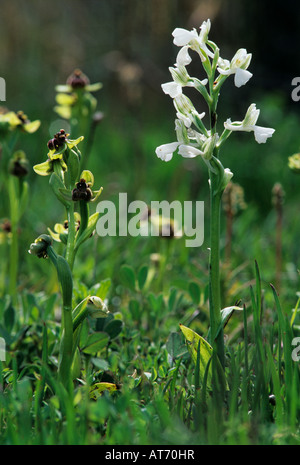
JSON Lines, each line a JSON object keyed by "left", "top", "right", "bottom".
{"left": 28, "top": 234, "right": 52, "bottom": 258}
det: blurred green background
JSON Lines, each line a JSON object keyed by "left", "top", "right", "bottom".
{"left": 1, "top": 0, "right": 300, "bottom": 301}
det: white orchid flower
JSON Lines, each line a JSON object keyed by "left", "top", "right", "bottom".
{"left": 175, "top": 45, "right": 192, "bottom": 66}
{"left": 217, "top": 48, "right": 253, "bottom": 87}
{"left": 161, "top": 81, "right": 182, "bottom": 98}
{"left": 172, "top": 20, "right": 214, "bottom": 59}
{"left": 172, "top": 27, "right": 199, "bottom": 47}
{"left": 178, "top": 144, "right": 204, "bottom": 158}
{"left": 155, "top": 141, "right": 204, "bottom": 162}
{"left": 174, "top": 94, "right": 205, "bottom": 128}
{"left": 155, "top": 141, "right": 180, "bottom": 162}
{"left": 224, "top": 103, "right": 275, "bottom": 143}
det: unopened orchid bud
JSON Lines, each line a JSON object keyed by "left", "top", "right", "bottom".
{"left": 28, "top": 234, "right": 52, "bottom": 259}
{"left": 88, "top": 296, "right": 109, "bottom": 318}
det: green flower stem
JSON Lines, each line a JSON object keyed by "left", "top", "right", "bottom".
{"left": 8, "top": 176, "right": 19, "bottom": 301}
{"left": 77, "top": 199, "right": 89, "bottom": 239}
{"left": 59, "top": 303, "right": 74, "bottom": 391}
{"left": 65, "top": 203, "right": 76, "bottom": 270}
{"left": 209, "top": 169, "right": 225, "bottom": 369}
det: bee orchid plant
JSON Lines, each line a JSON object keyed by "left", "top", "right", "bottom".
{"left": 29, "top": 128, "right": 105, "bottom": 392}
{"left": 156, "top": 19, "right": 275, "bottom": 370}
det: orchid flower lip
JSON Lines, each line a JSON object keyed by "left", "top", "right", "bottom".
{"left": 172, "top": 27, "right": 198, "bottom": 46}
{"left": 175, "top": 46, "right": 192, "bottom": 66}
{"left": 155, "top": 142, "right": 180, "bottom": 162}
{"left": 217, "top": 48, "right": 253, "bottom": 87}
{"left": 178, "top": 144, "right": 204, "bottom": 158}
{"left": 161, "top": 81, "right": 182, "bottom": 98}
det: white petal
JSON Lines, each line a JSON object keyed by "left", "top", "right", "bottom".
{"left": 199, "top": 19, "right": 211, "bottom": 41}
{"left": 161, "top": 82, "right": 182, "bottom": 98}
{"left": 172, "top": 28, "right": 198, "bottom": 46}
{"left": 243, "top": 103, "right": 260, "bottom": 126}
{"left": 217, "top": 57, "right": 230, "bottom": 69}
{"left": 176, "top": 46, "right": 192, "bottom": 66}
{"left": 202, "top": 78, "right": 208, "bottom": 85}
{"left": 178, "top": 144, "right": 203, "bottom": 158}
{"left": 223, "top": 118, "right": 244, "bottom": 132}
{"left": 217, "top": 67, "right": 232, "bottom": 76}
{"left": 234, "top": 68, "right": 253, "bottom": 87}
{"left": 156, "top": 142, "right": 179, "bottom": 161}
{"left": 176, "top": 111, "right": 192, "bottom": 128}
{"left": 224, "top": 168, "right": 233, "bottom": 183}
{"left": 253, "top": 126, "right": 275, "bottom": 143}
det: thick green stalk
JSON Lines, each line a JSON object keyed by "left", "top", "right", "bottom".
{"left": 209, "top": 170, "right": 225, "bottom": 369}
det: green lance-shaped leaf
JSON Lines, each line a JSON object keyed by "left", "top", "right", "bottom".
{"left": 65, "top": 149, "right": 80, "bottom": 188}
{"left": 179, "top": 324, "right": 227, "bottom": 391}
{"left": 180, "top": 324, "right": 213, "bottom": 389}
{"left": 74, "top": 211, "right": 99, "bottom": 250}
{"left": 56, "top": 255, "right": 73, "bottom": 309}
{"left": 49, "top": 172, "right": 71, "bottom": 207}
{"left": 56, "top": 255, "right": 74, "bottom": 389}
